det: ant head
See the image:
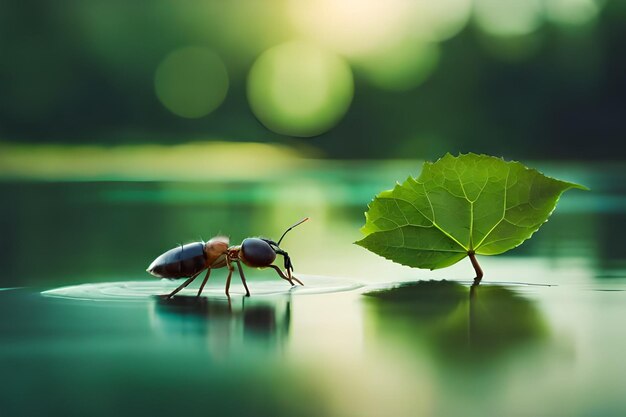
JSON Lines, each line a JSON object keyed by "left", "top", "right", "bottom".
{"left": 255, "top": 218, "right": 308, "bottom": 273}
{"left": 241, "top": 238, "right": 277, "bottom": 267}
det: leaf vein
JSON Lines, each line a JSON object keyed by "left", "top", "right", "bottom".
{"left": 379, "top": 244, "right": 467, "bottom": 254}
{"left": 474, "top": 165, "right": 511, "bottom": 250}
{"left": 421, "top": 185, "right": 469, "bottom": 251}
{"left": 392, "top": 198, "right": 410, "bottom": 226}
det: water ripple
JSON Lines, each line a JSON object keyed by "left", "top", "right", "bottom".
{"left": 41, "top": 275, "right": 362, "bottom": 301}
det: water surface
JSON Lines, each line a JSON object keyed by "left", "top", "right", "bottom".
{"left": 1, "top": 161, "right": 624, "bottom": 417}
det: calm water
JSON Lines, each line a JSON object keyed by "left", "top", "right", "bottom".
{"left": 1, "top": 161, "right": 625, "bottom": 417}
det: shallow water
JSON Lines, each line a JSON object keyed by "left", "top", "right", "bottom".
{"left": 1, "top": 161, "right": 625, "bottom": 417}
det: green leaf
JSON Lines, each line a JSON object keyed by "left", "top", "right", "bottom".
{"left": 355, "top": 153, "right": 587, "bottom": 271}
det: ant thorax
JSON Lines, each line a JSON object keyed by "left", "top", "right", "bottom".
{"left": 205, "top": 236, "right": 229, "bottom": 252}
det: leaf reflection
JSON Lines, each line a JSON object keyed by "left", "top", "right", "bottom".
{"left": 365, "top": 280, "right": 546, "bottom": 361}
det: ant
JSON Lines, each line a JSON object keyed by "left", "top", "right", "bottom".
{"left": 147, "top": 218, "right": 308, "bottom": 298}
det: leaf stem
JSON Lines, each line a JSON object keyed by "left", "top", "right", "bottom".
{"left": 468, "top": 251, "right": 483, "bottom": 285}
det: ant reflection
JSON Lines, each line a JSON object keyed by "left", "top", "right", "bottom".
{"left": 365, "top": 280, "right": 546, "bottom": 359}
{"left": 149, "top": 295, "right": 291, "bottom": 357}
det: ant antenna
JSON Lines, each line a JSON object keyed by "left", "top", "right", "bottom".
{"left": 277, "top": 217, "right": 309, "bottom": 246}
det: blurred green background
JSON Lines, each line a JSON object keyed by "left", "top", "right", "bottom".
{"left": 1, "top": 0, "right": 625, "bottom": 160}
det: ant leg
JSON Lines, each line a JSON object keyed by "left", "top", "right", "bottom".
{"left": 269, "top": 265, "right": 293, "bottom": 286}
{"left": 166, "top": 270, "right": 203, "bottom": 299}
{"left": 269, "top": 265, "right": 304, "bottom": 287}
{"left": 235, "top": 260, "right": 251, "bottom": 297}
{"left": 225, "top": 262, "right": 234, "bottom": 297}
{"left": 285, "top": 266, "right": 304, "bottom": 286}
{"left": 275, "top": 250, "right": 304, "bottom": 286}
{"left": 291, "top": 274, "right": 304, "bottom": 286}
{"left": 196, "top": 268, "right": 212, "bottom": 298}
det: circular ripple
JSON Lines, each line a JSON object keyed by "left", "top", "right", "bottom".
{"left": 41, "top": 275, "right": 362, "bottom": 301}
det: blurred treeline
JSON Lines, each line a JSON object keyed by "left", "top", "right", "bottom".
{"left": 1, "top": 0, "right": 625, "bottom": 160}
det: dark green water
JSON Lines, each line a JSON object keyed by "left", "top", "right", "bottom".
{"left": 1, "top": 162, "right": 625, "bottom": 417}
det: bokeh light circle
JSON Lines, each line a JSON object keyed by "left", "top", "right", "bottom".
{"left": 247, "top": 41, "right": 354, "bottom": 137}
{"left": 355, "top": 41, "right": 440, "bottom": 92}
{"left": 155, "top": 47, "right": 229, "bottom": 118}
{"left": 411, "top": 0, "right": 472, "bottom": 42}
{"left": 474, "top": 0, "right": 544, "bottom": 37}
{"left": 546, "top": 0, "right": 600, "bottom": 26}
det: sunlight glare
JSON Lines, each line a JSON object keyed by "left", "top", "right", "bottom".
{"left": 288, "top": 0, "right": 416, "bottom": 56}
